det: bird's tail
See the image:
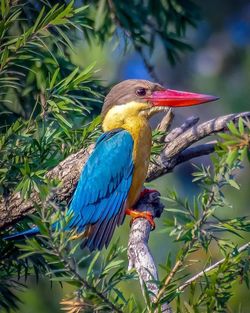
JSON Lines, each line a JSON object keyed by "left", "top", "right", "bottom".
{"left": 3, "top": 227, "right": 39, "bottom": 240}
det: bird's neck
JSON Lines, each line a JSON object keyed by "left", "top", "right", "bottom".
{"left": 102, "top": 101, "right": 151, "bottom": 140}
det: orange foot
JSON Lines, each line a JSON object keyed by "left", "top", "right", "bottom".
{"left": 140, "top": 188, "right": 159, "bottom": 199}
{"left": 125, "top": 208, "right": 155, "bottom": 230}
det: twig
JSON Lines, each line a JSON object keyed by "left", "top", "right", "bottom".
{"left": 176, "top": 141, "right": 217, "bottom": 165}
{"left": 159, "top": 260, "right": 182, "bottom": 294}
{"left": 50, "top": 229, "right": 123, "bottom": 313}
{"left": 155, "top": 239, "right": 196, "bottom": 304}
{"left": 156, "top": 109, "right": 174, "bottom": 143}
{"left": 155, "top": 182, "right": 220, "bottom": 303}
{"left": 178, "top": 242, "right": 250, "bottom": 292}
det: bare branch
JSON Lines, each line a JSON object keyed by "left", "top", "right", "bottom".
{"left": 164, "top": 116, "right": 199, "bottom": 144}
{"left": 163, "top": 112, "right": 250, "bottom": 160}
{"left": 176, "top": 141, "right": 217, "bottom": 165}
{"left": 147, "top": 111, "right": 250, "bottom": 182}
{"left": 156, "top": 109, "right": 174, "bottom": 138}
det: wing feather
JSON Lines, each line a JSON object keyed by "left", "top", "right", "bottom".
{"left": 68, "top": 129, "right": 134, "bottom": 250}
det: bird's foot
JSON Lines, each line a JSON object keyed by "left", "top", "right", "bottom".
{"left": 125, "top": 208, "right": 155, "bottom": 230}
{"left": 140, "top": 188, "right": 159, "bottom": 199}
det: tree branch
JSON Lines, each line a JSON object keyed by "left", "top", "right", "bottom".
{"left": 127, "top": 111, "right": 249, "bottom": 309}
{"left": 128, "top": 191, "right": 172, "bottom": 313}
{"left": 164, "top": 116, "right": 200, "bottom": 144}
{"left": 163, "top": 112, "right": 250, "bottom": 159}
{"left": 176, "top": 141, "right": 217, "bottom": 165}
{"left": 147, "top": 111, "right": 250, "bottom": 182}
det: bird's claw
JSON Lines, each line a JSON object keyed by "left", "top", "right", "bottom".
{"left": 125, "top": 208, "right": 155, "bottom": 230}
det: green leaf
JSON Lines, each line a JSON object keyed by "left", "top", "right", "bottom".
{"left": 87, "top": 252, "right": 100, "bottom": 280}
{"left": 60, "top": 67, "right": 79, "bottom": 88}
{"left": 54, "top": 113, "right": 72, "bottom": 128}
{"left": 227, "top": 121, "right": 240, "bottom": 136}
{"left": 49, "top": 67, "right": 60, "bottom": 89}
{"left": 74, "top": 5, "right": 89, "bottom": 14}
{"left": 226, "top": 150, "right": 238, "bottom": 167}
{"left": 94, "top": 0, "right": 107, "bottom": 31}
{"left": 33, "top": 6, "right": 46, "bottom": 33}
{"left": 238, "top": 117, "right": 244, "bottom": 135}
{"left": 228, "top": 179, "right": 240, "bottom": 190}
{"left": 165, "top": 208, "right": 190, "bottom": 215}
{"left": 218, "top": 133, "right": 234, "bottom": 140}
{"left": 102, "top": 259, "right": 124, "bottom": 275}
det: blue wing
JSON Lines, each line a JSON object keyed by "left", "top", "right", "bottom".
{"left": 67, "top": 129, "right": 134, "bottom": 250}
{"left": 4, "top": 129, "right": 134, "bottom": 251}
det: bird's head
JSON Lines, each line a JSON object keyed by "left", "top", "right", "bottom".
{"left": 101, "top": 79, "right": 218, "bottom": 130}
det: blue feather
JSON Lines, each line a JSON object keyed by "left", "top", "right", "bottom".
{"left": 4, "top": 227, "right": 39, "bottom": 240}
{"left": 67, "top": 129, "right": 134, "bottom": 250}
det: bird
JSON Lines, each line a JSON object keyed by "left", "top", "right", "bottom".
{"left": 5, "top": 79, "right": 218, "bottom": 250}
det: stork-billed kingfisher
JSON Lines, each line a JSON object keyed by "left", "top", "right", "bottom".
{"left": 6, "top": 80, "right": 218, "bottom": 250}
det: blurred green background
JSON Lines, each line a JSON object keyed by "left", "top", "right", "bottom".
{"left": 5, "top": 0, "right": 250, "bottom": 312}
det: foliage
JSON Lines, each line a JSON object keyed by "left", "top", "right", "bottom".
{"left": 155, "top": 118, "right": 250, "bottom": 312}
{"left": 16, "top": 204, "right": 135, "bottom": 313}
{"left": 88, "top": 0, "right": 200, "bottom": 65}
{"left": 0, "top": 0, "right": 199, "bottom": 124}
{"left": 0, "top": 81, "right": 101, "bottom": 200}
{"left": 0, "top": 0, "right": 250, "bottom": 312}
{"left": 0, "top": 0, "right": 102, "bottom": 123}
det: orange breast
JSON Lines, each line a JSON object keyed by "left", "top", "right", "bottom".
{"left": 125, "top": 119, "right": 152, "bottom": 208}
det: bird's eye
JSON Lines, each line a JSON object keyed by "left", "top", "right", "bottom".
{"left": 136, "top": 88, "right": 147, "bottom": 97}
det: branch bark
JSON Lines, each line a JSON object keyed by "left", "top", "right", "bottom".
{"left": 176, "top": 141, "right": 217, "bottom": 165}
{"left": 127, "top": 191, "right": 172, "bottom": 312}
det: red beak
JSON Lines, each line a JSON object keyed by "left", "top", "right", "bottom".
{"left": 147, "top": 89, "right": 219, "bottom": 107}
